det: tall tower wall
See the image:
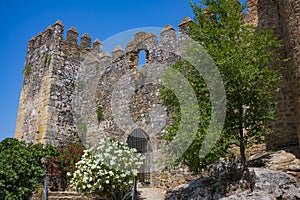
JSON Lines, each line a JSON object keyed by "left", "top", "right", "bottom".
{"left": 247, "top": 0, "right": 300, "bottom": 149}
{"left": 15, "top": 20, "right": 102, "bottom": 145}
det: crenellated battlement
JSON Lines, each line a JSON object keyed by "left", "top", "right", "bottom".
{"left": 112, "top": 45, "right": 125, "bottom": 62}
{"left": 80, "top": 33, "right": 91, "bottom": 49}
{"left": 26, "top": 20, "right": 102, "bottom": 55}
{"left": 160, "top": 24, "right": 177, "bottom": 46}
{"left": 98, "top": 18, "right": 191, "bottom": 68}
{"left": 66, "top": 26, "right": 78, "bottom": 45}
{"left": 26, "top": 17, "right": 192, "bottom": 63}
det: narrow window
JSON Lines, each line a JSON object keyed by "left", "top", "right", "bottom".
{"left": 138, "top": 50, "right": 147, "bottom": 71}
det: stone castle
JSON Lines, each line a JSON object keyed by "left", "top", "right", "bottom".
{"left": 15, "top": 0, "right": 300, "bottom": 153}
{"left": 14, "top": 15, "right": 191, "bottom": 163}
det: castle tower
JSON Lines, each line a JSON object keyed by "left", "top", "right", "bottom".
{"left": 14, "top": 20, "right": 96, "bottom": 145}
{"left": 247, "top": 0, "right": 300, "bottom": 149}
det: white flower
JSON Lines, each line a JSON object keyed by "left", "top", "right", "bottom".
{"left": 69, "top": 139, "right": 144, "bottom": 194}
{"left": 132, "top": 169, "right": 139, "bottom": 175}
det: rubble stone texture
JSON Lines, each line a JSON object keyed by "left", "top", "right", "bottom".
{"left": 14, "top": 18, "right": 188, "bottom": 147}
{"left": 15, "top": 0, "right": 300, "bottom": 151}
{"left": 246, "top": 0, "right": 300, "bottom": 149}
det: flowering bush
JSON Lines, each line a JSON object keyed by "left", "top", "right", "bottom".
{"left": 69, "top": 138, "right": 144, "bottom": 200}
{"left": 43, "top": 142, "right": 85, "bottom": 190}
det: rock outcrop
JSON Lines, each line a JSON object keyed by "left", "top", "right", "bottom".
{"left": 249, "top": 150, "right": 300, "bottom": 179}
{"left": 165, "top": 168, "right": 300, "bottom": 200}
{"left": 166, "top": 150, "right": 300, "bottom": 199}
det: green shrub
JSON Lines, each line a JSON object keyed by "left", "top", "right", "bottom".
{"left": 0, "top": 138, "right": 58, "bottom": 200}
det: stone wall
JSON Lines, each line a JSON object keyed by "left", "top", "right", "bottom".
{"left": 15, "top": 20, "right": 104, "bottom": 145}
{"left": 278, "top": 0, "right": 300, "bottom": 149}
{"left": 14, "top": 18, "right": 191, "bottom": 149}
{"left": 15, "top": 18, "right": 194, "bottom": 186}
{"left": 246, "top": 0, "right": 300, "bottom": 149}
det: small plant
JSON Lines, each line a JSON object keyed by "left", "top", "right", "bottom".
{"left": 97, "top": 105, "right": 103, "bottom": 122}
{"left": 23, "top": 63, "right": 32, "bottom": 75}
{"left": 44, "top": 54, "right": 51, "bottom": 67}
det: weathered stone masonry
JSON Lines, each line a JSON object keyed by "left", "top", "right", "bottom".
{"left": 15, "top": 0, "right": 300, "bottom": 151}
{"left": 247, "top": 0, "right": 300, "bottom": 149}
{"left": 14, "top": 18, "right": 191, "bottom": 147}
{"left": 15, "top": 20, "right": 101, "bottom": 145}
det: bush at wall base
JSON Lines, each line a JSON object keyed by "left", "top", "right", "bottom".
{"left": 0, "top": 138, "right": 58, "bottom": 200}
{"left": 69, "top": 138, "right": 144, "bottom": 200}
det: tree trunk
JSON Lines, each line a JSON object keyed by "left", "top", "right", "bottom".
{"left": 239, "top": 138, "right": 247, "bottom": 171}
{"left": 239, "top": 106, "right": 248, "bottom": 171}
{"left": 239, "top": 107, "right": 255, "bottom": 191}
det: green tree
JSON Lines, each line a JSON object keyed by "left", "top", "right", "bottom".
{"left": 161, "top": 0, "right": 282, "bottom": 173}
{"left": 160, "top": 60, "right": 229, "bottom": 172}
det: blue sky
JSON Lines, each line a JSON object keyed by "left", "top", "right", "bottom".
{"left": 0, "top": 0, "right": 247, "bottom": 142}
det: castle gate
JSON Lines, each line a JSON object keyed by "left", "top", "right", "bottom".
{"left": 127, "top": 128, "right": 152, "bottom": 184}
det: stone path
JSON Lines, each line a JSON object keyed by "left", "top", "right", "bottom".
{"left": 47, "top": 191, "right": 92, "bottom": 200}
{"left": 138, "top": 187, "right": 166, "bottom": 200}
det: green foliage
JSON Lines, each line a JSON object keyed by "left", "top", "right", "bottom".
{"left": 43, "top": 142, "right": 85, "bottom": 191}
{"left": 23, "top": 63, "right": 32, "bottom": 76}
{"left": 160, "top": 0, "right": 282, "bottom": 172}
{"left": 160, "top": 60, "right": 230, "bottom": 172}
{"left": 44, "top": 54, "right": 51, "bottom": 67}
{"left": 97, "top": 105, "right": 103, "bottom": 122}
{"left": 0, "top": 138, "right": 59, "bottom": 200}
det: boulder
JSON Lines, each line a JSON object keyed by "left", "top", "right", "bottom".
{"left": 249, "top": 150, "right": 300, "bottom": 179}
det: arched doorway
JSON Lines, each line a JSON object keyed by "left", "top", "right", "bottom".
{"left": 127, "top": 128, "right": 152, "bottom": 185}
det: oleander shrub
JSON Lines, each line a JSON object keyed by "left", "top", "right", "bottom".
{"left": 43, "top": 142, "right": 85, "bottom": 191}
{"left": 69, "top": 138, "right": 144, "bottom": 200}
